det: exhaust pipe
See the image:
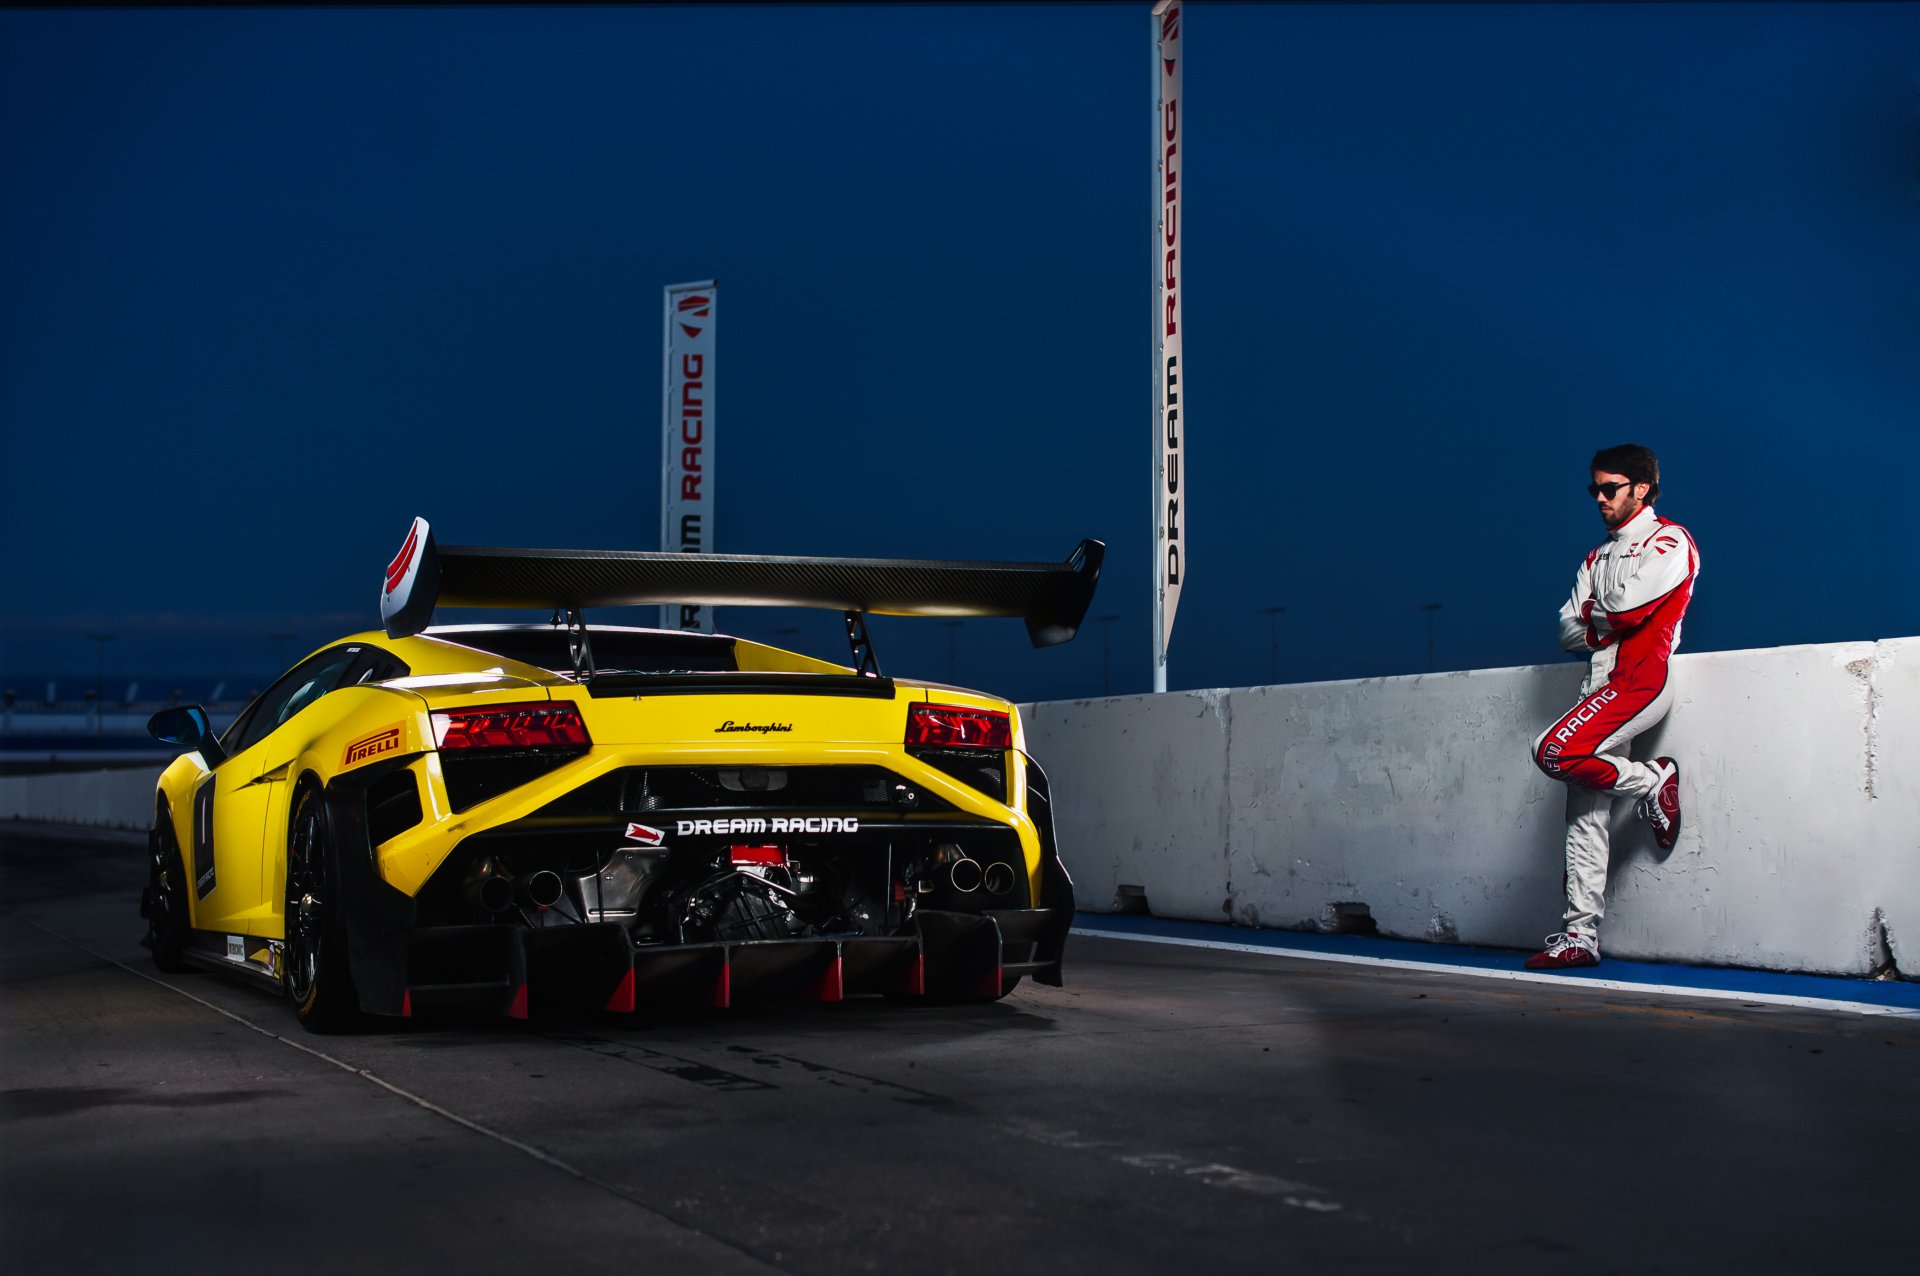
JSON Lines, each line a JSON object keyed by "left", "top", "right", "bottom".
{"left": 477, "top": 875, "right": 515, "bottom": 913}
{"left": 461, "top": 867, "right": 516, "bottom": 915}
{"left": 948, "top": 856, "right": 983, "bottom": 894}
{"left": 984, "top": 862, "right": 1016, "bottom": 896}
{"left": 520, "top": 870, "right": 565, "bottom": 910}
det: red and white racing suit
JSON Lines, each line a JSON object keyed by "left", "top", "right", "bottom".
{"left": 1530, "top": 505, "right": 1700, "bottom": 939}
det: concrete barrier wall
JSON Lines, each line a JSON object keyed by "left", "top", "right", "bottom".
{"left": 1025, "top": 637, "right": 1918, "bottom": 978}
{"left": 0, "top": 768, "right": 164, "bottom": 832}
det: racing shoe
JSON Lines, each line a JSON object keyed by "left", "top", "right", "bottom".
{"left": 1525, "top": 931, "right": 1600, "bottom": 971}
{"left": 1638, "top": 757, "right": 1682, "bottom": 850}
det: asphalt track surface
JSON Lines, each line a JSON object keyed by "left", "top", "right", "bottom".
{"left": 4, "top": 823, "right": 1916, "bottom": 1275}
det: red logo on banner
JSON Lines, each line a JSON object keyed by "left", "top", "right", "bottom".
{"left": 677, "top": 293, "right": 711, "bottom": 338}
{"left": 1161, "top": 6, "right": 1179, "bottom": 41}
{"left": 625, "top": 822, "right": 666, "bottom": 846}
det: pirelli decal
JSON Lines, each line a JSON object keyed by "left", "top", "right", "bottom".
{"left": 342, "top": 724, "right": 404, "bottom": 769}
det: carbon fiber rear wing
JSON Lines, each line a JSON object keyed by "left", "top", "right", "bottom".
{"left": 380, "top": 518, "right": 1104, "bottom": 649}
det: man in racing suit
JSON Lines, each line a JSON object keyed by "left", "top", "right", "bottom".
{"left": 1526, "top": 444, "right": 1698, "bottom": 970}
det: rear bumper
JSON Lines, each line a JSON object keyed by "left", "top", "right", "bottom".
{"left": 334, "top": 749, "right": 1078, "bottom": 1018}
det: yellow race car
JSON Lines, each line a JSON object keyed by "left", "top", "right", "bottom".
{"left": 141, "top": 519, "right": 1103, "bottom": 1030}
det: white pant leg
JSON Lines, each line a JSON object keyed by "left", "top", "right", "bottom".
{"left": 1559, "top": 670, "right": 1677, "bottom": 936}
{"left": 1563, "top": 784, "right": 1612, "bottom": 935}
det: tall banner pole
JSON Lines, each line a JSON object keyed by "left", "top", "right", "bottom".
{"left": 662, "top": 280, "right": 717, "bottom": 632}
{"left": 1151, "top": 2, "right": 1183, "bottom": 693}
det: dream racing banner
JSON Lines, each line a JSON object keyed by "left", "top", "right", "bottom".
{"left": 662, "top": 280, "right": 716, "bottom": 632}
{"left": 1151, "top": 2, "right": 1183, "bottom": 690}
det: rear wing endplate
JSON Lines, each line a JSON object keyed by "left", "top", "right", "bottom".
{"left": 379, "top": 518, "right": 1104, "bottom": 649}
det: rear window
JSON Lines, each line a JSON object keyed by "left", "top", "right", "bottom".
{"left": 439, "top": 628, "right": 739, "bottom": 675}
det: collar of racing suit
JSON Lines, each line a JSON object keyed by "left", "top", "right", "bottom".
{"left": 1609, "top": 504, "right": 1658, "bottom": 541}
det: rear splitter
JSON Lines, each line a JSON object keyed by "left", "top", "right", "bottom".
{"left": 396, "top": 907, "right": 1064, "bottom": 1019}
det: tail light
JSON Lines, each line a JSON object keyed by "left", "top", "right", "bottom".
{"left": 431, "top": 701, "right": 591, "bottom": 751}
{"left": 905, "top": 704, "right": 1011, "bottom": 750}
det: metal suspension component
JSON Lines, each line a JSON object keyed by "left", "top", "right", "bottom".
{"left": 553, "top": 607, "right": 596, "bottom": 682}
{"left": 843, "top": 610, "right": 881, "bottom": 677}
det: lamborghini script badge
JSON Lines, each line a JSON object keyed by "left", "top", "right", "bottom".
{"left": 342, "top": 725, "right": 402, "bottom": 768}
{"left": 714, "top": 720, "right": 793, "bottom": 734}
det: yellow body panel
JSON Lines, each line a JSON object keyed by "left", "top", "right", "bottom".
{"left": 156, "top": 627, "right": 1047, "bottom": 937}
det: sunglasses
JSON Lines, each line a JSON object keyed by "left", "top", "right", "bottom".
{"left": 1588, "top": 480, "right": 1638, "bottom": 499}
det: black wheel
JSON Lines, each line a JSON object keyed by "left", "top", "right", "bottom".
{"left": 142, "top": 813, "right": 190, "bottom": 972}
{"left": 285, "top": 785, "right": 361, "bottom": 1032}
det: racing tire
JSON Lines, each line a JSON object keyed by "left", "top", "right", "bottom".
{"left": 143, "top": 813, "right": 190, "bottom": 973}
{"left": 285, "top": 784, "right": 362, "bottom": 1033}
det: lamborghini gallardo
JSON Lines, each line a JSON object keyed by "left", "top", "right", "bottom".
{"left": 141, "top": 519, "right": 1102, "bottom": 1030}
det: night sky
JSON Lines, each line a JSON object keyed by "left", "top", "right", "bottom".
{"left": 3, "top": 3, "right": 1917, "bottom": 704}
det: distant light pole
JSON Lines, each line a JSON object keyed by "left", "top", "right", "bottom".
{"left": 268, "top": 631, "right": 297, "bottom": 674}
{"left": 1093, "top": 614, "right": 1119, "bottom": 696}
{"left": 1259, "top": 605, "right": 1286, "bottom": 685}
{"left": 939, "top": 620, "right": 964, "bottom": 683}
{"left": 1416, "top": 603, "right": 1443, "bottom": 673}
{"left": 86, "top": 633, "right": 114, "bottom": 733}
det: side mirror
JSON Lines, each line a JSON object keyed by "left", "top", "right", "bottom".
{"left": 148, "top": 705, "right": 227, "bottom": 766}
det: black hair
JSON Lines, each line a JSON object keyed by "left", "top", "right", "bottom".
{"left": 1590, "top": 443, "right": 1660, "bottom": 501}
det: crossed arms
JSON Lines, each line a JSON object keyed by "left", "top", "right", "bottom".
{"left": 1557, "top": 526, "right": 1694, "bottom": 654}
